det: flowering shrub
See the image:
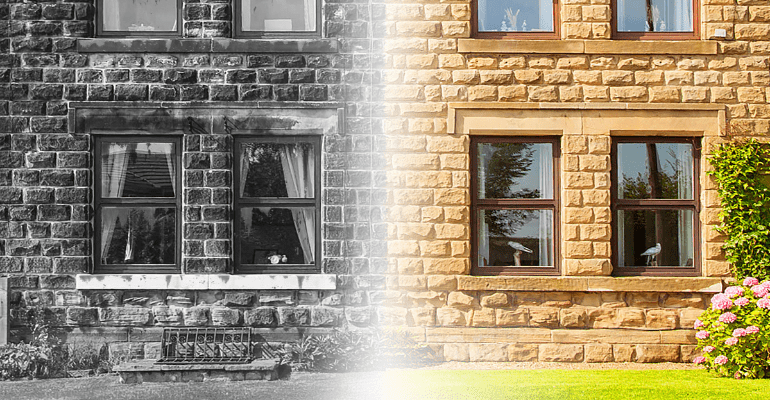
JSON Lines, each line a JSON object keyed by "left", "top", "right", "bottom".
{"left": 695, "top": 277, "right": 770, "bottom": 378}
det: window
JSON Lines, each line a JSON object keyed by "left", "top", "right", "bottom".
{"left": 473, "top": 0, "right": 559, "bottom": 39}
{"left": 234, "top": 135, "right": 321, "bottom": 273}
{"left": 613, "top": 0, "right": 698, "bottom": 39}
{"left": 94, "top": 136, "right": 182, "bottom": 273}
{"left": 234, "top": 0, "right": 320, "bottom": 37}
{"left": 97, "top": 0, "right": 183, "bottom": 37}
{"left": 612, "top": 137, "right": 700, "bottom": 275}
{"left": 471, "top": 137, "right": 560, "bottom": 275}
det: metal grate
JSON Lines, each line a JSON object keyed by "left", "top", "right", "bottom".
{"left": 157, "top": 328, "right": 252, "bottom": 364}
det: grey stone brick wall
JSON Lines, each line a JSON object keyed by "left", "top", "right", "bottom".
{"left": 1, "top": 0, "right": 387, "bottom": 354}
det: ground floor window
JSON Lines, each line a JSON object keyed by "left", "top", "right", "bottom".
{"left": 234, "top": 134, "right": 321, "bottom": 273}
{"left": 471, "top": 136, "right": 560, "bottom": 275}
{"left": 612, "top": 137, "right": 700, "bottom": 275}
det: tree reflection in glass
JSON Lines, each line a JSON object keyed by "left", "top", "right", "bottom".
{"left": 101, "top": 207, "right": 175, "bottom": 265}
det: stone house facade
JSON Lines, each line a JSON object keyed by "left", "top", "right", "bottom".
{"left": 1, "top": 0, "right": 388, "bottom": 359}
{"left": 380, "top": 0, "right": 766, "bottom": 363}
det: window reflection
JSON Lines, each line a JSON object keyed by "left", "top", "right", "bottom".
{"left": 241, "top": 0, "right": 317, "bottom": 32}
{"left": 478, "top": 209, "right": 554, "bottom": 267}
{"left": 477, "top": 142, "right": 553, "bottom": 199}
{"left": 616, "top": 0, "right": 693, "bottom": 32}
{"left": 102, "top": 0, "right": 178, "bottom": 32}
{"left": 101, "top": 142, "right": 176, "bottom": 198}
{"left": 239, "top": 207, "right": 315, "bottom": 265}
{"left": 617, "top": 143, "right": 693, "bottom": 200}
{"left": 477, "top": 0, "right": 554, "bottom": 32}
{"left": 240, "top": 142, "right": 315, "bottom": 198}
{"left": 101, "top": 207, "right": 176, "bottom": 265}
{"left": 617, "top": 209, "right": 694, "bottom": 267}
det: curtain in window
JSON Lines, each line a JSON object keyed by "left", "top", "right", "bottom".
{"left": 240, "top": 145, "right": 253, "bottom": 236}
{"left": 539, "top": 0, "right": 552, "bottom": 31}
{"left": 105, "top": 0, "right": 121, "bottom": 30}
{"left": 677, "top": 145, "right": 693, "bottom": 265}
{"left": 673, "top": 0, "right": 691, "bottom": 31}
{"left": 280, "top": 144, "right": 316, "bottom": 263}
{"left": 303, "top": 0, "right": 315, "bottom": 30}
{"left": 538, "top": 146, "right": 553, "bottom": 266}
{"left": 100, "top": 143, "right": 134, "bottom": 263}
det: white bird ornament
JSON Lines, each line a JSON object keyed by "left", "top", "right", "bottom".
{"left": 640, "top": 243, "right": 661, "bottom": 266}
{"left": 507, "top": 241, "right": 532, "bottom": 266}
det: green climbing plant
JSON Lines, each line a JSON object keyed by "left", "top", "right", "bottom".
{"left": 708, "top": 139, "right": 770, "bottom": 280}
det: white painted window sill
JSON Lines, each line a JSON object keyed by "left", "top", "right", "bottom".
{"left": 75, "top": 274, "right": 336, "bottom": 291}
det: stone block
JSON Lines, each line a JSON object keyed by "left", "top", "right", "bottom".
{"left": 211, "top": 307, "right": 241, "bottom": 326}
{"left": 447, "top": 292, "right": 477, "bottom": 308}
{"left": 480, "top": 293, "right": 509, "bottom": 308}
{"left": 528, "top": 307, "right": 559, "bottom": 328}
{"left": 636, "top": 344, "right": 679, "bottom": 363}
{"left": 99, "top": 307, "right": 151, "bottom": 326}
{"left": 584, "top": 343, "right": 614, "bottom": 362}
{"left": 470, "top": 308, "right": 496, "bottom": 327}
{"left": 469, "top": 344, "right": 508, "bottom": 362}
{"left": 496, "top": 309, "right": 528, "bottom": 327}
{"left": 507, "top": 344, "right": 539, "bottom": 362}
{"left": 436, "top": 307, "right": 467, "bottom": 326}
{"left": 443, "top": 343, "right": 469, "bottom": 361}
{"left": 560, "top": 308, "right": 588, "bottom": 328}
{"left": 613, "top": 345, "right": 636, "bottom": 362}
{"left": 152, "top": 306, "right": 183, "bottom": 326}
{"left": 645, "top": 309, "right": 678, "bottom": 330}
{"left": 245, "top": 307, "right": 276, "bottom": 327}
{"left": 538, "top": 344, "right": 584, "bottom": 362}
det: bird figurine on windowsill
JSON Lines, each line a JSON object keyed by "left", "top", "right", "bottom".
{"left": 507, "top": 241, "right": 532, "bottom": 267}
{"left": 640, "top": 243, "right": 661, "bottom": 266}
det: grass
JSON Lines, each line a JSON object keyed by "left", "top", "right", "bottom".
{"left": 0, "top": 368, "right": 767, "bottom": 400}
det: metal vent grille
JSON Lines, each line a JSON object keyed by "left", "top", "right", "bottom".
{"left": 157, "top": 328, "right": 252, "bottom": 364}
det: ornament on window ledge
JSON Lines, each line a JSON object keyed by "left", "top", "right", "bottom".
{"left": 504, "top": 8, "right": 520, "bottom": 31}
{"left": 268, "top": 254, "right": 287, "bottom": 264}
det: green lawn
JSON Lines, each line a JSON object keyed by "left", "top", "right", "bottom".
{"left": 0, "top": 369, "right": 767, "bottom": 400}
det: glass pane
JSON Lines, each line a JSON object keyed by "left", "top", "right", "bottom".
{"left": 101, "top": 142, "right": 176, "bottom": 198}
{"left": 100, "top": 207, "right": 176, "bottom": 265}
{"left": 617, "top": 142, "right": 693, "bottom": 200}
{"left": 240, "top": 141, "right": 315, "bottom": 198}
{"left": 477, "top": 209, "right": 553, "bottom": 267}
{"left": 617, "top": 209, "right": 694, "bottom": 268}
{"left": 477, "top": 142, "right": 553, "bottom": 199}
{"left": 616, "top": 0, "right": 693, "bottom": 32}
{"left": 477, "top": 0, "right": 554, "bottom": 32}
{"left": 102, "top": 0, "right": 178, "bottom": 32}
{"left": 241, "top": 0, "right": 317, "bottom": 32}
{"left": 239, "top": 207, "right": 316, "bottom": 264}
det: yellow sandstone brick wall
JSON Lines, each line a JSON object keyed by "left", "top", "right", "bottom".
{"left": 382, "top": 0, "right": 770, "bottom": 362}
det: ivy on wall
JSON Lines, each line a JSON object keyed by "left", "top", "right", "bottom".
{"left": 708, "top": 139, "right": 770, "bottom": 280}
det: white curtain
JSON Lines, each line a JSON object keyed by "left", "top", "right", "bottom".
{"left": 240, "top": 145, "right": 254, "bottom": 248}
{"left": 478, "top": 0, "right": 487, "bottom": 31}
{"left": 673, "top": 0, "right": 691, "bottom": 31}
{"left": 618, "top": 0, "right": 626, "bottom": 31}
{"left": 280, "top": 144, "right": 316, "bottom": 264}
{"left": 303, "top": 0, "right": 315, "bottom": 31}
{"left": 243, "top": 0, "right": 253, "bottom": 31}
{"left": 100, "top": 143, "right": 133, "bottom": 263}
{"left": 677, "top": 145, "right": 693, "bottom": 265}
{"left": 538, "top": 144, "right": 553, "bottom": 266}
{"left": 539, "top": 0, "right": 552, "bottom": 31}
{"left": 105, "top": 0, "right": 121, "bottom": 30}
{"left": 479, "top": 212, "right": 489, "bottom": 266}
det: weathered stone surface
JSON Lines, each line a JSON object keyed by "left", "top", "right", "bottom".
{"left": 469, "top": 343, "right": 508, "bottom": 362}
{"left": 99, "top": 307, "right": 151, "bottom": 326}
{"left": 244, "top": 307, "right": 276, "bottom": 327}
{"left": 584, "top": 343, "right": 614, "bottom": 363}
{"left": 538, "top": 344, "right": 584, "bottom": 362}
{"left": 152, "top": 306, "right": 183, "bottom": 326}
{"left": 507, "top": 344, "right": 539, "bottom": 362}
{"left": 442, "top": 343, "right": 469, "bottom": 361}
{"left": 211, "top": 307, "right": 241, "bottom": 326}
{"left": 636, "top": 345, "right": 680, "bottom": 363}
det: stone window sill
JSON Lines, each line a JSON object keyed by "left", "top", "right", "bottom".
{"left": 77, "top": 38, "right": 339, "bottom": 53}
{"left": 458, "top": 39, "right": 717, "bottom": 55}
{"left": 458, "top": 276, "right": 724, "bottom": 293}
{"left": 75, "top": 274, "right": 336, "bottom": 290}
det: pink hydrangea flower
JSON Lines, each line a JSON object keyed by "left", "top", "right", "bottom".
{"left": 695, "top": 330, "right": 710, "bottom": 340}
{"left": 714, "top": 355, "right": 729, "bottom": 365}
{"left": 751, "top": 285, "right": 769, "bottom": 298}
{"left": 733, "top": 328, "right": 747, "bottom": 337}
{"left": 725, "top": 337, "right": 739, "bottom": 346}
{"left": 693, "top": 356, "right": 706, "bottom": 364}
{"left": 757, "top": 298, "right": 770, "bottom": 309}
{"left": 724, "top": 286, "right": 744, "bottom": 298}
{"left": 744, "top": 277, "right": 760, "bottom": 286}
{"left": 718, "top": 312, "right": 737, "bottom": 323}
{"left": 694, "top": 319, "right": 705, "bottom": 329}
{"left": 734, "top": 372, "right": 742, "bottom": 379}
{"left": 746, "top": 325, "right": 760, "bottom": 334}
{"left": 703, "top": 346, "right": 715, "bottom": 353}
{"left": 711, "top": 293, "right": 733, "bottom": 310}
{"left": 734, "top": 297, "right": 750, "bottom": 307}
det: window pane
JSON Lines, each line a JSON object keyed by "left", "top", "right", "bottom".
{"left": 477, "top": 0, "right": 554, "bottom": 32}
{"left": 477, "top": 142, "right": 553, "bottom": 199}
{"left": 101, "top": 142, "right": 176, "bottom": 198}
{"left": 102, "top": 0, "right": 178, "bottom": 32}
{"left": 616, "top": 0, "right": 693, "bottom": 32}
{"left": 239, "top": 207, "right": 316, "bottom": 264}
{"left": 241, "top": 0, "right": 317, "bottom": 32}
{"left": 617, "top": 209, "right": 694, "bottom": 267}
{"left": 477, "top": 209, "right": 553, "bottom": 267}
{"left": 100, "top": 207, "right": 176, "bottom": 265}
{"left": 240, "top": 141, "right": 315, "bottom": 198}
{"left": 617, "top": 142, "right": 693, "bottom": 200}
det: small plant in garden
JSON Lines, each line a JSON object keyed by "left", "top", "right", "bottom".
{"left": 694, "top": 277, "right": 770, "bottom": 379}
{"left": 0, "top": 309, "right": 67, "bottom": 380}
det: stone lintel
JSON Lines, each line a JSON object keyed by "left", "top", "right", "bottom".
{"left": 457, "top": 40, "right": 717, "bottom": 55}
{"left": 77, "top": 39, "right": 339, "bottom": 53}
{"left": 551, "top": 329, "right": 662, "bottom": 344}
{"left": 425, "top": 327, "right": 552, "bottom": 343}
{"left": 458, "top": 276, "right": 723, "bottom": 293}
{"left": 76, "top": 274, "right": 337, "bottom": 290}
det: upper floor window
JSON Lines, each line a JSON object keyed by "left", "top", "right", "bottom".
{"left": 612, "top": 137, "right": 700, "bottom": 276}
{"left": 94, "top": 136, "right": 182, "bottom": 273}
{"left": 473, "top": 0, "right": 558, "bottom": 39}
{"left": 234, "top": 135, "right": 321, "bottom": 273}
{"left": 97, "top": 0, "right": 183, "bottom": 37}
{"left": 234, "top": 0, "right": 320, "bottom": 37}
{"left": 471, "top": 137, "right": 560, "bottom": 275}
{"left": 613, "top": 0, "right": 698, "bottom": 39}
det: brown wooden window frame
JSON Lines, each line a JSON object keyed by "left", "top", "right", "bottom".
{"left": 233, "top": 133, "right": 322, "bottom": 274}
{"left": 471, "top": 136, "right": 561, "bottom": 276}
{"left": 611, "top": 136, "right": 701, "bottom": 276}
{"left": 93, "top": 135, "right": 183, "bottom": 274}
{"left": 233, "top": 0, "right": 323, "bottom": 38}
{"left": 96, "top": 0, "right": 184, "bottom": 38}
{"left": 471, "top": 0, "right": 560, "bottom": 40}
{"left": 611, "top": 0, "right": 700, "bottom": 40}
